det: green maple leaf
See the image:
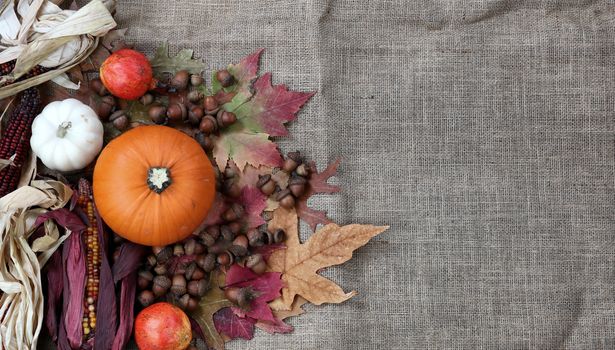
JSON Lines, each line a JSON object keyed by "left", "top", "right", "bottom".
{"left": 212, "top": 124, "right": 283, "bottom": 171}
{"left": 150, "top": 42, "right": 204, "bottom": 77}
{"left": 190, "top": 271, "right": 233, "bottom": 350}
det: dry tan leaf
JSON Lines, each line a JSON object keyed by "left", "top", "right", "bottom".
{"left": 266, "top": 207, "right": 388, "bottom": 309}
{"left": 271, "top": 296, "right": 308, "bottom": 320}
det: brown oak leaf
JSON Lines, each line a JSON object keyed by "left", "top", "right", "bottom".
{"left": 190, "top": 271, "right": 232, "bottom": 350}
{"left": 266, "top": 207, "right": 388, "bottom": 309}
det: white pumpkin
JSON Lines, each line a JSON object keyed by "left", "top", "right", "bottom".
{"left": 30, "top": 98, "right": 104, "bottom": 172}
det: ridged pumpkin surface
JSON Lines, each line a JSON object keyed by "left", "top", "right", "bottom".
{"left": 93, "top": 125, "right": 215, "bottom": 246}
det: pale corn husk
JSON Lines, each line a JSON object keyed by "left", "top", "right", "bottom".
{"left": 0, "top": 167, "right": 73, "bottom": 350}
{"left": 0, "top": 0, "right": 116, "bottom": 99}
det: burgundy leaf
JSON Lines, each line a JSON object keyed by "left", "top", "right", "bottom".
{"left": 62, "top": 230, "right": 85, "bottom": 349}
{"left": 35, "top": 208, "right": 86, "bottom": 233}
{"left": 44, "top": 250, "right": 63, "bottom": 343}
{"left": 251, "top": 243, "right": 286, "bottom": 260}
{"left": 112, "top": 242, "right": 148, "bottom": 283}
{"left": 225, "top": 264, "right": 282, "bottom": 322}
{"left": 167, "top": 254, "right": 197, "bottom": 275}
{"left": 255, "top": 318, "right": 294, "bottom": 334}
{"left": 189, "top": 315, "right": 206, "bottom": 341}
{"left": 296, "top": 159, "right": 342, "bottom": 231}
{"left": 238, "top": 186, "right": 267, "bottom": 229}
{"left": 111, "top": 271, "right": 137, "bottom": 350}
{"left": 213, "top": 307, "right": 256, "bottom": 340}
{"left": 94, "top": 208, "right": 117, "bottom": 350}
{"left": 233, "top": 73, "right": 315, "bottom": 136}
{"left": 203, "top": 193, "right": 228, "bottom": 226}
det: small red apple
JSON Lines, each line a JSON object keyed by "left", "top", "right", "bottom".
{"left": 134, "top": 302, "right": 192, "bottom": 350}
{"left": 100, "top": 49, "right": 153, "bottom": 100}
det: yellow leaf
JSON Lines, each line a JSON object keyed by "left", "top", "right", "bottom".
{"left": 267, "top": 207, "right": 388, "bottom": 308}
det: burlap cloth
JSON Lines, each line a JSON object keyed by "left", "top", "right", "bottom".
{"left": 40, "top": 0, "right": 615, "bottom": 349}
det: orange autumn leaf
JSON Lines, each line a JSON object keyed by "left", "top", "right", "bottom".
{"left": 266, "top": 207, "right": 388, "bottom": 309}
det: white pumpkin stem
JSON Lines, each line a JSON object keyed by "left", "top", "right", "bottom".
{"left": 56, "top": 121, "right": 72, "bottom": 138}
{"left": 147, "top": 167, "right": 172, "bottom": 194}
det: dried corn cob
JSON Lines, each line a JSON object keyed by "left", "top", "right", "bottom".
{"left": 76, "top": 179, "right": 101, "bottom": 339}
{"left": 0, "top": 88, "right": 41, "bottom": 197}
{"left": 0, "top": 60, "right": 49, "bottom": 87}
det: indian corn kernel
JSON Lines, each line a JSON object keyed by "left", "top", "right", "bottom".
{"left": 77, "top": 179, "right": 102, "bottom": 340}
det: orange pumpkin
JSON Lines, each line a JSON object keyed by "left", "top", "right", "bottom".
{"left": 93, "top": 125, "right": 215, "bottom": 246}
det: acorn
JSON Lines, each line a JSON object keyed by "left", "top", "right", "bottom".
{"left": 276, "top": 189, "right": 295, "bottom": 209}
{"left": 145, "top": 254, "right": 158, "bottom": 268}
{"left": 272, "top": 228, "right": 286, "bottom": 243}
{"left": 139, "top": 93, "right": 154, "bottom": 106}
{"left": 246, "top": 254, "right": 267, "bottom": 274}
{"left": 137, "top": 290, "right": 155, "bottom": 307}
{"left": 228, "top": 244, "right": 248, "bottom": 258}
{"left": 187, "top": 90, "right": 204, "bottom": 103}
{"left": 184, "top": 239, "right": 197, "bottom": 255}
{"left": 216, "top": 69, "right": 235, "bottom": 87}
{"left": 224, "top": 166, "right": 237, "bottom": 179}
{"left": 187, "top": 297, "right": 199, "bottom": 311}
{"left": 228, "top": 221, "right": 242, "bottom": 235}
{"left": 97, "top": 95, "right": 116, "bottom": 121}
{"left": 153, "top": 264, "right": 168, "bottom": 276}
{"left": 288, "top": 175, "right": 307, "bottom": 197}
{"left": 177, "top": 294, "right": 190, "bottom": 310}
{"left": 193, "top": 241, "right": 206, "bottom": 255}
{"left": 109, "top": 110, "right": 129, "bottom": 131}
{"left": 216, "top": 252, "right": 233, "bottom": 266}
{"left": 167, "top": 102, "right": 187, "bottom": 121}
{"left": 216, "top": 110, "right": 236, "bottom": 128}
{"left": 173, "top": 244, "right": 185, "bottom": 256}
{"left": 283, "top": 151, "right": 302, "bottom": 173}
{"left": 220, "top": 225, "right": 235, "bottom": 242}
{"left": 295, "top": 163, "right": 310, "bottom": 177}
{"left": 223, "top": 203, "right": 244, "bottom": 222}
{"left": 232, "top": 235, "right": 249, "bottom": 250}
{"left": 188, "top": 106, "right": 204, "bottom": 124}
{"left": 194, "top": 132, "right": 214, "bottom": 151}
{"left": 206, "top": 226, "right": 221, "bottom": 240}
{"left": 138, "top": 270, "right": 154, "bottom": 290}
{"left": 185, "top": 263, "right": 206, "bottom": 281}
{"left": 197, "top": 253, "right": 216, "bottom": 272}
{"left": 257, "top": 174, "right": 276, "bottom": 195}
{"left": 171, "top": 70, "right": 190, "bottom": 91}
{"left": 203, "top": 96, "right": 219, "bottom": 113}
{"left": 199, "top": 115, "right": 218, "bottom": 134}
{"left": 187, "top": 279, "right": 209, "bottom": 297}
{"left": 224, "top": 287, "right": 255, "bottom": 309}
{"left": 223, "top": 178, "right": 241, "bottom": 198}
{"left": 190, "top": 74, "right": 204, "bottom": 86}
{"left": 170, "top": 274, "right": 187, "bottom": 296}
{"left": 247, "top": 228, "right": 265, "bottom": 247}
{"left": 152, "top": 275, "right": 171, "bottom": 296}
{"left": 89, "top": 78, "right": 108, "bottom": 96}
{"left": 199, "top": 232, "right": 216, "bottom": 247}
{"left": 148, "top": 105, "right": 167, "bottom": 124}
{"left": 155, "top": 246, "right": 173, "bottom": 264}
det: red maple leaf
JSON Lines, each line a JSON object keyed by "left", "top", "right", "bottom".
{"left": 233, "top": 73, "right": 315, "bottom": 136}
{"left": 238, "top": 186, "right": 267, "bottom": 229}
{"left": 213, "top": 307, "right": 256, "bottom": 340}
{"left": 225, "top": 264, "right": 282, "bottom": 322}
{"left": 296, "top": 159, "right": 342, "bottom": 231}
{"left": 212, "top": 126, "right": 283, "bottom": 171}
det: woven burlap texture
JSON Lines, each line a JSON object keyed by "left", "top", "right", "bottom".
{"left": 45, "top": 0, "right": 615, "bottom": 349}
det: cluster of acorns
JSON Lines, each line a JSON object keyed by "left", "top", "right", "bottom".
{"left": 257, "top": 151, "right": 311, "bottom": 208}
{"left": 134, "top": 202, "right": 286, "bottom": 311}
{"left": 89, "top": 69, "right": 238, "bottom": 153}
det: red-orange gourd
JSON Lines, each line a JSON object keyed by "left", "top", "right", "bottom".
{"left": 99, "top": 49, "right": 153, "bottom": 100}
{"left": 93, "top": 125, "right": 215, "bottom": 246}
{"left": 134, "top": 302, "right": 192, "bottom": 350}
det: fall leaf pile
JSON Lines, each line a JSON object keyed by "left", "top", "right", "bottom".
{"left": 0, "top": 2, "right": 388, "bottom": 349}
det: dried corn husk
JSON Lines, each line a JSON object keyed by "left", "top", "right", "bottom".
{"left": 0, "top": 0, "right": 116, "bottom": 99}
{"left": 0, "top": 156, "right": 73, "bottom": 350}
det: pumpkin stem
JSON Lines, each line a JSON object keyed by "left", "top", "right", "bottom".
{"left": 56, "top": 121, "right": 72, "bottom": 138}
{"left": 147, "top": 167, "right": 172, "bottom": 194}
